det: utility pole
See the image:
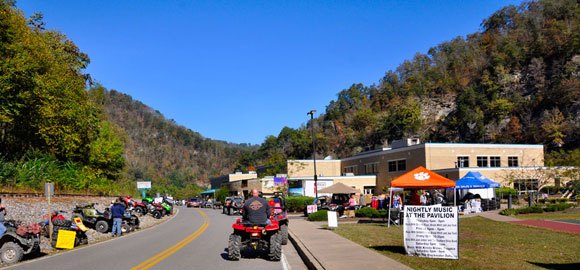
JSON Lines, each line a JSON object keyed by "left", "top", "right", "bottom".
{"left": 307, "top": 110, "right": 318, "bottom": 200}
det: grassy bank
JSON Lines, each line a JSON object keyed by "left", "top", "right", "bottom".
{"left": 334, "top": 217, "right": 580, "bottom": 270}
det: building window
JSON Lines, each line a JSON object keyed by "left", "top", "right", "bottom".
{"left": 365, "top": 163, "right": 378, "bottom": 174}
{"left": 363, "top": 186, "right": 375, "bottom": 195}
{"left": 490, "top": 156, "right": 501, "bottom": 167}
{"left": 397, "top": 160, "right": 407, "bottom": 171}
{"left": 344, "top": 166, "right": 357, "bottom": 175}
{"left": 477, "top": 156, "right": 488, "bottom": 167}
{"left": 457, "top": 156, "right": 469, "bottom": 168}
{"left": 388, "top": 161, "right": 397, "bottom": 172}
{"left": 508, "top": 156, "right": 519, "bottom": 167}
{"left": 388, "top": 159, "right": 406, "bottom": 172}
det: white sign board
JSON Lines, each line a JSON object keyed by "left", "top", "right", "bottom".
{"left": 44, "top": 182, "right": 54, "bottom": 197}
{"left": 307, "top": 204, "right": 318, "bottom": 214}
{"left": 327, "top": 211, "right": 338, "bottom": 228}
{"left": 137, "top": 181, "right": 151, "bottom": 189}
{"left": 403, "top": 206, "right": 458, "bottom": 260}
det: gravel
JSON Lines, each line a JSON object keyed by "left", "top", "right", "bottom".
{"left": 1, "top": 196, "right": 171, "bottom": 255}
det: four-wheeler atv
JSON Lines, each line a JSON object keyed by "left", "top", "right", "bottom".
{"left": 269, "top": 198, "right": 289, "bottom": 245}
{"left": 121, "top": 196, "right": 148, "bottom": 216}
{"left": 227, "top": 218, "right": 281, "bottom": 261}
{"left": 50, "top": 217, "right": 89, "bottom": 248}
{"left": 142, "top": 197, "right": 171, "bottom": 218}
{"left": 72, "top": 204, "right": 139, "bottom": 233}
{"left": 223, "top": 196, "right": 244, "bottom": 216}
{"left": 0, "top": 220, "right": 41, "bottom": 265}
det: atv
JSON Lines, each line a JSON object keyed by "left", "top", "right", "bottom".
{"left": 0, "top": 220, "right": 41, "bottom": 265}
{"left": 50, "top": 217, "right": 89, "bottom": 248}
{"left": 224, "top": 196, "right": 244, "bottom": 216}
{"left": 227, "top": 218, "right": 281, "bottom": 261}
{"left": 269, "top": 198, "right": 289, "bottom": 245}
{"left": 142, "top": 197, "right": 171, "bottom": 218}
{"left": 121, "top": 196, "right": 148, "bottom": 216}
{"left": 72, "top": 204, "right": 139, "bottom": 233}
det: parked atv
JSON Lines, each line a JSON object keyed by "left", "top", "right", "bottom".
{"left": 0, "top": 220, "right": 41, "bottom": 265}
{"left": 228, "top": 218, "right": 281, "bottom": 261}
{"left": 39, "top": 210, "right": 67, "bottom": 238}
{"left": 121, "top": 196, "right": 148, "bottom": 216}
{"left": 50, "top": 217, "right": 89, "bottom": 248}
{"left": 72, "top": 204, "right": 139, "bottom": 233}
{"left": 142, "top": 198, "right": 164, "bottom": 219}
{"left": 269, "top": 198, "right": 289, "bottom": 245}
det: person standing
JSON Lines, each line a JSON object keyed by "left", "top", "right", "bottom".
{"left": 393, "top": 193, "right": 403, "bottom": 209}
{"left": 110, "top": 198, "right": 125, "bottom": 237}
{"left": 420, "top": 191, "right": 427, "bottom": 205}
{"left": 0, "top": 198, "right": 6, "bottom": 236}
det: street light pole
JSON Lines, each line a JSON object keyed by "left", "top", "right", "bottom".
{"left": 307, "top": 110, "right": 318, "bottom": 200}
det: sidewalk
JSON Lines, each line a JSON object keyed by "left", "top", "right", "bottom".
{"left": 288, "top": 218, "right": 411, "bottom": 270}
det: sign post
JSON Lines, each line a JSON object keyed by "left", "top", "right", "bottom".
{"left": 44, "top": 182, "right": 54, "bottom": 245}
{"left": 403, "top": 205, "right": 458, "bottom": 260}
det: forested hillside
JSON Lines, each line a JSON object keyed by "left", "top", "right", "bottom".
{"left": 246, "top": 0, "right": 579, "bottom": 174}
{"left": 0, "top": 1, "right": 126, "bottom": 193}
{"left": 89, "top": 86, "right": 255, "bottom": 193}
{"left": 0, "top": 1, "right": 254, "bottom": 196}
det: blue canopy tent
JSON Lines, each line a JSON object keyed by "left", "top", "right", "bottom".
{"left": 200, "top": 189, "right": 217, "bottom": 198}
{"left": 451, "top": 172, "right": 500, "bottom": 204}
{"left": 455, "top": 172, "right": 500, "bottom": 189}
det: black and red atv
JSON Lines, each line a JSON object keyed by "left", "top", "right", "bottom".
{"left": 121, "top": 196, "right": 148, "bottom": 216}
{"left": 227, "top": 218, "right": 282, "bottom": 261}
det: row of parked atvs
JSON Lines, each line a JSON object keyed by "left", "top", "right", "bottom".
{"left": 0, "top": 196, "right": 174, "bottom": 265}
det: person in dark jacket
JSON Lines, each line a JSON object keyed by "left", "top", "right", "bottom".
{"left": 110, "top": 198, "right": 125, "bottom": 237}
{"left": 243, "top": 189, "right": 271, "bottom": 225}
{"left": 0, "top": 198, "right": 6, "bottom": 236}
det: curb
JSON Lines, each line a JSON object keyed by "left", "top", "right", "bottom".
{"left": 288, "top": 228, "right": 325, "bottom": 270}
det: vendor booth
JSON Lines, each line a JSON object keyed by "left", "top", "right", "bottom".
{"left": 318, "top": 183, "right": 361, "bottom": 217}
{"left": 453, "top": 171, "right": 500, "bottom": 199}
{"left": 388, "top": 166, "right": 456, "bottom": 227}
{"left": 450, "top": 171, "right": 501, "bottom": 212}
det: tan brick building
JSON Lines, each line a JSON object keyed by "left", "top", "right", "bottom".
{"left": 288, "top": 140, "right": 553, "bottom": 195}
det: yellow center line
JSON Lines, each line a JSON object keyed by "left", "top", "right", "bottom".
{"left": 131, "top": 209, "right": 210, "bottom": 270}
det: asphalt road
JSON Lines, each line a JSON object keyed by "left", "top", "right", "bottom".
{"left": 5, "top": 207, "right": 306, "bottom": 270}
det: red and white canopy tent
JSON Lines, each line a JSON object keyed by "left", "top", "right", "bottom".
{"left": 388, "top": 166, "right": 456, "bottom": 227}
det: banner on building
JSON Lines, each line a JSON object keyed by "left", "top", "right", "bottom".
{"left": 403, "top": 205, "right": 459, "bottom": 260}
{"left": 274, "top": 177, "right": 287, "bottom": 186}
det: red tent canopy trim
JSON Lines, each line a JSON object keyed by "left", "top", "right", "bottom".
{"left": 390, "top": 166, "right": 456, "bottom": 189}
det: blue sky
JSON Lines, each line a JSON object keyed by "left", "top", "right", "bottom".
{"left": 18, "top": 0, "right": 523, "bottom": 145}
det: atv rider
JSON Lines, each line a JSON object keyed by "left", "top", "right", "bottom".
{"left": 242, "top": 189, "right": 271, "bottom": 225}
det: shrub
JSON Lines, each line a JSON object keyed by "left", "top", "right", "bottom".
{"left": 308, "top": 210, "right": 329, "bottom": 221}
{"left": 499, "top": 208, "right": 518, "bottom": 216}
{"left": 538, "top": 199, "right": 547, "bottom": 204}
{"left": 516, "top": 205, "right": 544, "bottom": 214}
{"left": 545, "top": 203, "right": 572, "bottom": 212}
{"left": 355, "top": 207, "right": 380, "bottom": 218}
{"left": 286, "top": 196, "right": 315, "bottom": 212}
{"left": 557, "top": 198, "right": 569, "bottom": 203}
